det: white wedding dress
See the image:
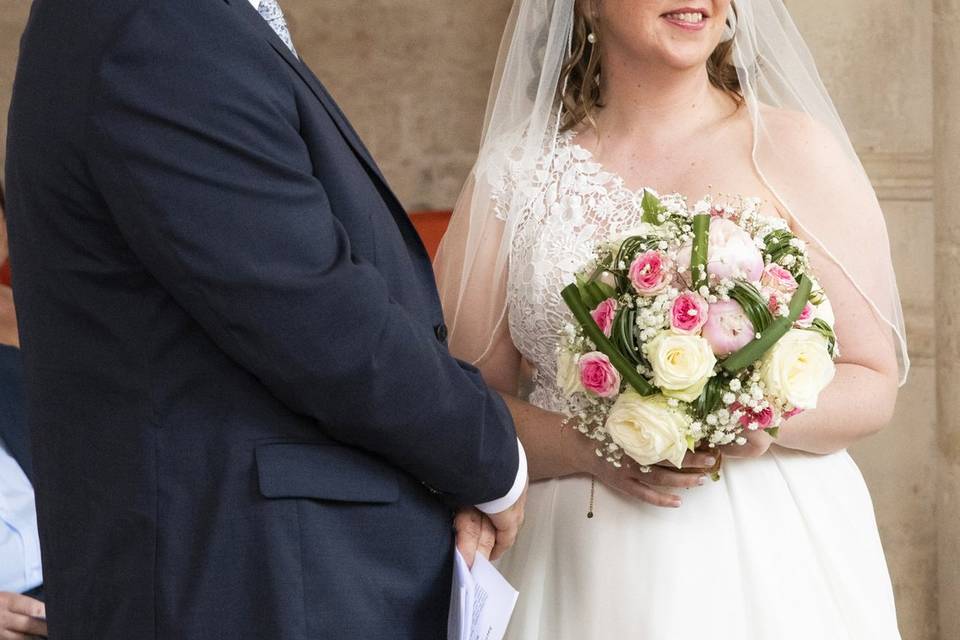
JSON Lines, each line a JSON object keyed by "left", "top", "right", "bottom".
{"left": 495, "top": 132, "right": 901, "bottom": 640}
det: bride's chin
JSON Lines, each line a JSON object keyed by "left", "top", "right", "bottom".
{"left": 646, "top": 54, "right": 714, "bottom": 78}
{"left": 647, "top": 39, "right": 720, "bottom": 70}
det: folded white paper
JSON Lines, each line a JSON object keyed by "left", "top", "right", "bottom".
{"left": 448, "top": 550, "right": 519, "bottom": 640}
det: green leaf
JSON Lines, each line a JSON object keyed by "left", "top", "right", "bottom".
{"left": 766, "top": 427, "right": 781, "bottom": 439}
{"left": 728, "top": 282, "right": 774, "bottom": 333}
{"left": 595, "top": 280, "right": 617, "bottom": 300}
{"left": 720, "top": 275, "right": 814, "bottom": 373}
{"left": 641, "top": 190, "right": 665, "bottom": 225}
{"left": 808, "top": 318, "right": 838, "bottom": 357}
{"left": 763, "top": 229, "right": 805, "bottom": 278}
{"left": 584, "top": 282, "right": 608, "bottom": 308}
{"left": 694, "top": 373, "right": 727, "bottom": 420}
{"left": 690, "top": 214, "right": 711, "bottom": 292}
{"left": 562, "top": 284, "right": 657, "bottom": 396}
{"left": 613, "top": 307, "right": 643, "bottom": 367}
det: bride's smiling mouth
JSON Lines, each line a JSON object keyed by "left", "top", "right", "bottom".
{"left": 661, "top": 8, "right": 710, "bottom": 32}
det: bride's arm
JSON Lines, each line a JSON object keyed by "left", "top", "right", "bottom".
{"left": 476, "top": 313, "right": 712, "bottom": 506}
{"left": 757, "top": 239, "right": 900, "bottom": 455}
{"left": 728, "top": 117, "right": 901, "bottom": 458}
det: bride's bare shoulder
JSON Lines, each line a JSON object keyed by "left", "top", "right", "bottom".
{"left": 755, "top": 103, "right": 851, "bottom": 169}
{"left": 760, "top": 105, "right": 857, "bottom": 182}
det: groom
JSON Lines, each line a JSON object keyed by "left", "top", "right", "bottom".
{"left": 4, "top": 1, "right": 526, "bottom": 638}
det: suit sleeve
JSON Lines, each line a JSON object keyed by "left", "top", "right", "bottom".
{"left": 83, "top": 5, "right": 518, "bottom": 506}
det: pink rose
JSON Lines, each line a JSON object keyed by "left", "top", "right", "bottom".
{"left": 677, "top": 217, "right": 764, "bottom": 284}
{"left": 629, "top": 251, "right": 673, "bottom": 296}
{"left": 761, "top": 264, "right": 799, "bottom": 293}
{"left": 794, "top": 302, "right": 815, "bottom": 328}
{"left": 765, "top": 289, "right": 788, "bottom": 317}
{"left": 767, "top": 289, "right": 814, "bottom": 326}
{"left": 732, "top": 402, "right": 776, "bottom": 430}
{"left": 670, "top": 292, "right": 709, "bottom": 334}
{"left": 579, "top": 352, "right": 622, "bottom": 398}
{"left": 591, "top": 298, "right": 618, "bottom": 337}
{"left": 701, "top": 299, "right": 755, "bottom": 356}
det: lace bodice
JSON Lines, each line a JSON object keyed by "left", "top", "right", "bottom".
{"left": 497, "top": 133, "right": 656, "bottom": 412}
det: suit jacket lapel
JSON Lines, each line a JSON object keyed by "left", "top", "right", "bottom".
{"left": 227, "top": 0, "right": 436, "bottom": 275}
{"left": 228, "top": 0, "right": 388, "bottom": 185}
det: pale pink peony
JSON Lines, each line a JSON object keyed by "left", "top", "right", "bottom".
{"left": 701, "top": 299, "right": 756, "bottom": 356}
{"left": 670, "top": 292, "right": 710, "bottom": 334}
{"left": 629, "top": 251, "right": 673, "bottom": 296}
{"left": 732, "top": 402, "right": 776, "bottom": 430}
{"left": 591, "top": 298, "right": 618, "bottom": 337}
{"left": 761, "top": 264, "right": 799, "bottom": 293}
{"left": 677, "top": 217, "right": 765, "bottom": 284}
{"left": 579, "top": 352, "right": 622, "bottom": 398}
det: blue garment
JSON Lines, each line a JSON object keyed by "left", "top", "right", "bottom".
{"left": 0, "top": 345, "right": 42, "bottom": 593}
{"left": 5, "top": 1, "right": 519, "bottom": 638}
{"left": 0, "top": 436, "right": 42, "bottom": 593}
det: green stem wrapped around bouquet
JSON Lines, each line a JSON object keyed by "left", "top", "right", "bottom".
{"left": 721, "top": 275, "right": 814, "bottom": 373}
{"left": 690, "top": 213, "right": 711, "bottom": 292}
{"left": 561, "top": 284, "right": 657, "bottom": 396}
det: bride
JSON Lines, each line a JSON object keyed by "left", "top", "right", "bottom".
{"left": 436, "top": 0, "right": 909, "bottom": 638}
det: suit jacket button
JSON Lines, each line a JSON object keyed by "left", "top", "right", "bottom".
{"left": 434, "top": 323, "right": 448, "bottom": 343}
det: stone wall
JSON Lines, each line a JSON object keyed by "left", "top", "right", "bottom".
{"left": 0, "top": 0, "right": 949, "bottom": 636}
{"left": 788, "top": 3, "right": 940, "bottom": 638}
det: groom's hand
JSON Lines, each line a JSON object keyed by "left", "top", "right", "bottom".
{"left": 487, "top": 481, "right": 528, "bottom": 561}
{"left": 0, "top": 592, "right": 47, "bottom": 639}
{"left": 454, "top": 508, "right": 497, "bottom": 569}
{"left": 454, "top": 483, "right": 528, "bottom": 568}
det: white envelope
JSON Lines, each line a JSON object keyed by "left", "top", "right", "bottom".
{"left": 448, "top": 550, "right": 519, "bottom": 640}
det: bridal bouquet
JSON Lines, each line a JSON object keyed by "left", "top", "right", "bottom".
{"left": 557, "top": 191, "right": 838, "bottom": 475}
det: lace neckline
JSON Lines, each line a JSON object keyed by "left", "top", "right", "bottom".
{"left": 557, "top": 130, "right": 785, "bottom": 223}
{"left": 559, "top": 131, "right": 650, "bottom": 198}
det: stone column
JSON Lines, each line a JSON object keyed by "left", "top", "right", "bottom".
{"left": 934, "top": 1, "right": 960, "bottom": 637}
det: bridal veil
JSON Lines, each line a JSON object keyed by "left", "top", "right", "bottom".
{"left": 434, "top": 0, "right": 909, "bottom": 385}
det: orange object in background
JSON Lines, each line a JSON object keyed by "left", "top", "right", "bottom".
{"left": 0, "top": 260, "right": 10, "bottom": 287}
{"left": 410, "top": 210, "right": 452, "bottom": 261}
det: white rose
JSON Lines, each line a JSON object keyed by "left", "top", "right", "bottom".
{"left": 556, "top": 348, "right": 583, "bottom": 396}
{"left": 646, "top": 330, "right": 717, "bottom": 402}
{"left": 606, "top": 391, "right": 691, "bottom": 468}
{"left": 760, "top": 329, "right": 836, "bottom": 410}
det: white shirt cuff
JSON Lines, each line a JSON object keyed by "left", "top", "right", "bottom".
{"left": 475, "top": 439, "right": 527, "bottom": 515}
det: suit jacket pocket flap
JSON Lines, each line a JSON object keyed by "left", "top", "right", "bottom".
{"left": 256, "top": 443, "right": 399, "bottom": 504}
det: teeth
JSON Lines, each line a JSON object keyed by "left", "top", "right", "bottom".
{"left": 666, "top": 11, "right": 704, "bottom": 24}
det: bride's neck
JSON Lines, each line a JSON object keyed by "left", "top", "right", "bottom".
{"left": 590, "top": 56, "right": 730, "bottom": 146}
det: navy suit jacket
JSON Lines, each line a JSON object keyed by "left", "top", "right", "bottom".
{"left": 0, "top": 345, "right": 31, "bottom": 484}
{"left": 5, "top": 1, "right": 519, "bottom": 638}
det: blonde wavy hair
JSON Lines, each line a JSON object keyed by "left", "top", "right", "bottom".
{"left": 559, "top": 1, "right": 743, "bottom": 132}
